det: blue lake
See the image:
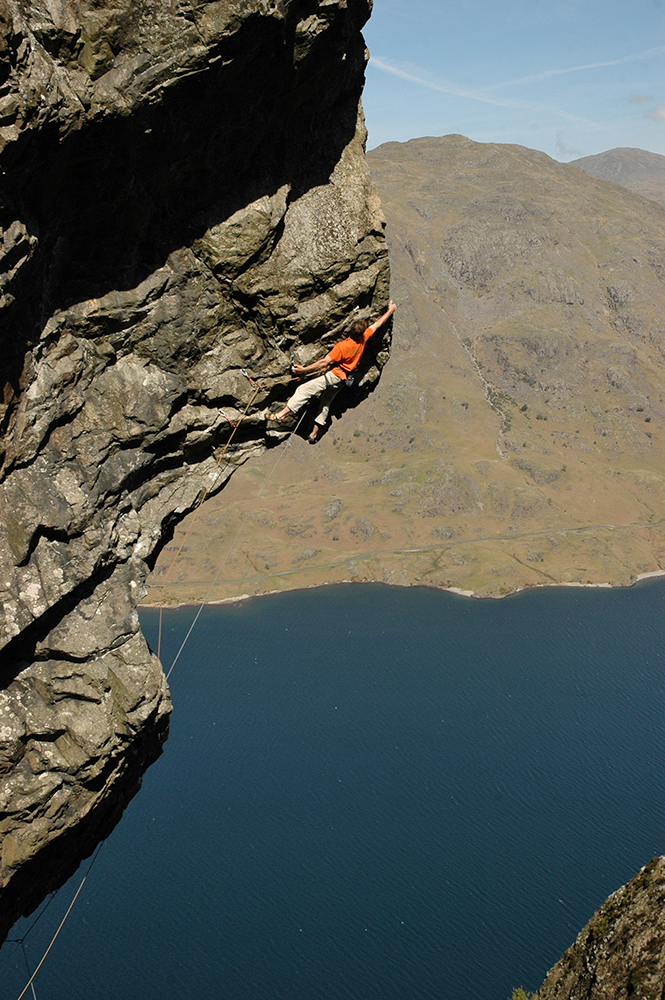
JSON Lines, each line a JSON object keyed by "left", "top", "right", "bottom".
{"left": 2, "top": 581, "right": 664, "bottom": 999}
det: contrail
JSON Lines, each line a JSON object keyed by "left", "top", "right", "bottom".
{"left": 369, "top": 56, "right": 603, "bottom": 128}
{"left": 485, "top": 46, "right": 665, "bottom": 90}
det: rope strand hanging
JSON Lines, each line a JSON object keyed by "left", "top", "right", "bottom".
{"left": 20, "top": 943, "right": 37, "bottom": 1000}
{"left": 13, "top": 842, "right": 105, "bottom": 1000}
{"left": 165, "top": 407, "right": 308, "bottom": 679}
{"left": 156, "top": 378, "right": 261, "bottom": 661}
{"left": 11, "top": 372, "right": 304, "bottom": 998}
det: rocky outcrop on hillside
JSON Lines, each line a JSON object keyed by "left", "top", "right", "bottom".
{"left": 0, "top": 0, "right": 390, "bottom": 936}
{"left": 536, "top": 857, "right": 665, "bottom": 1000}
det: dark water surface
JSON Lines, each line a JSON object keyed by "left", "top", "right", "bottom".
{"left": 2, "top": 581, "right": 665, "bottom": 999}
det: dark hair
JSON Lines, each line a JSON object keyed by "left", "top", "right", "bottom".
{"left": 348, "top": 319, "right": 367, "bottom": 342}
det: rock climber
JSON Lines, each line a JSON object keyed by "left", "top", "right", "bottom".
{"left": 267, "top": 300, "right": 396, "bottom": 443}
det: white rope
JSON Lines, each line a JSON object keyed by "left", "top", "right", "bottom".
{"left": 165, "top": 411, "right": 307, "bottom": 679}
{"left": 157, "top": 384, "right": 260, "bottom": 661}
{"left": 11, "top": 406, "right": 306, "bottom": 997}
{"left": 20, "top": 943, "right": 37, "bottom": 1000}
{"left": 14, "top": 843, "right": 104, "bottom": 1000}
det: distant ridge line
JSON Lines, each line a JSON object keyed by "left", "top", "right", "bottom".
{"left": 571, "top": 146, "right": 665, "bottom": 207}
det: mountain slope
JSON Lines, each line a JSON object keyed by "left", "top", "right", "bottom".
{"left": 572, "top": 147, "right": 665, "bottom": 209}
{"left": 146, "top": 135, "right": 665, "bottom": 603}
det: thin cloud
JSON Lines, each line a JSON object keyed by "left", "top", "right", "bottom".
{"left": 645, "top": 104, "right": 665, "bottom": 121}
{"left": 486, "top": 46, "right": 665, "bottom": 90}
{"left": 630, "top": 93, "right": 654, "bottom": 104}
{"left": 555, "top": 132, "right": 582, "bottom": 159}
{"left": 369, "top": 56, "right": 603, "bottom": 128}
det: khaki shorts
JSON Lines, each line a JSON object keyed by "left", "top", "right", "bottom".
{"left": 286, "top": 371, "right": 343, "bottom": 425}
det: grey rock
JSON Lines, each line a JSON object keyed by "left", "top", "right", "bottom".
{"left": 536, "top": 857, "right": 665, "bottom": 1000}
{"left": 0, "top": 0, "right": 390, "bottom": 934}
{"left": 350, "top": 516, "right": 374, "bottom": 540}
{"left": 323, "top": 497, "right": 344, "bottom": 521}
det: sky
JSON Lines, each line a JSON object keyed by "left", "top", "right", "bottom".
{"left": 362, "top": 0, "right": 665, "bottom": 160}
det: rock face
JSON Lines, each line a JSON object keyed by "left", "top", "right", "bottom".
{"left": 0, "top": 0, "right": 390, "bottom": 935}
{"left": 536, "top": 857, "right": 665, "bottom": 1000}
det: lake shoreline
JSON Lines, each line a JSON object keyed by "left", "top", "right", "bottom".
{"left": 140, "top": 567, "right": 665, "bottom": 610}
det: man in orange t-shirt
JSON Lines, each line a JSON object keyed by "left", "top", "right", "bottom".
{"left": 267, "top": 300, "right": 396, "bottom": 443}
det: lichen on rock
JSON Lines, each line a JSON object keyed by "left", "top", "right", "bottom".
{"left": 0, "top": 0, "right": 390, "bottom": 936}
{"left": 535, "top": 857, "right": 665, "bottom": 1000}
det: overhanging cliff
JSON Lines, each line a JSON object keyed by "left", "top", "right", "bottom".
{"left": 0, "top": 0, "right": 390, "bottom": 936}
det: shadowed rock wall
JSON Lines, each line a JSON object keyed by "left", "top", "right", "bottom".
{"left": 0, "top": 0, "right": 390, "bottom": 935}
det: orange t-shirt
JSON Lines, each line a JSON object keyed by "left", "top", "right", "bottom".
{"left": 326, "top": 327, "right": 373, "bottom": 379}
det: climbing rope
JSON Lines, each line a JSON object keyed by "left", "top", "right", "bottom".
{"left": 13, "top": 842, "right": 104, "bottom": 1000}
{"left": 7, "top": 870, "right": 62, "bottom": 999}
{"left": 7, "top": 888, "right": 58, "bottom": 949}
{"left": 20, "top": 942, "right": 37, "bottom": 1000}
{"left": 156, "top": 376, "right": 261, "bottom": 661}
{"left": 10, "top": 371, "right": 302, "bottom": 998}
{"left": 164, "top": 407, "right": 307, "bottom": 679}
